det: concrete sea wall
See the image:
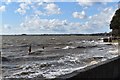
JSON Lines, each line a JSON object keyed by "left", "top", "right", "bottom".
{"left": 56, "top": 56, "right": 120, "bottom": 80}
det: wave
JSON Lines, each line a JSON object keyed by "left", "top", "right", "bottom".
{"left": 62, "top": 41, "right": 98, "bottom": 50}
{"left": 62, "top": 46, "right": 75, "bottom": 49}
{"left": 3, "top": 39, "right": 119, "bottom": 79}
{"left": 7, "top": 64, "right": 87, "bottom": 79}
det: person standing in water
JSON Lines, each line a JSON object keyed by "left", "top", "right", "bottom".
{"left": 42, "top": 46, "right": 44, "bottom": 49}
{"left": 28, "top": 44, "right": 31, "bottom": 54}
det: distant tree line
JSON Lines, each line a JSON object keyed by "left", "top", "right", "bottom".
{"left": 2, "top": 32, "right": 111, "bottom": 36}
{"left": 20, "top": 33, "right": 111, "bottom": 36}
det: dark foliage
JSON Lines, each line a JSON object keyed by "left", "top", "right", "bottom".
{"left": 110, "top": 9, "right": 120, "bottom": 29}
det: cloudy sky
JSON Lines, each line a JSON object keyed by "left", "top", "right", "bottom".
{"left": 0, "top": 0, "right": 119, "bottom": 35}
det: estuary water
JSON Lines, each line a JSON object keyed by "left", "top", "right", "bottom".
{"left": 1, "top": 35, "right": 118, "bottom": 79}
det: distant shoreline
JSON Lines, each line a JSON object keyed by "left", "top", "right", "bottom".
{"left": 0, "top": 33, "right": 110, "bottom": 36}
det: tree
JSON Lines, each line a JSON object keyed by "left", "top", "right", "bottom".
{"left": 110, "top": 9, "right": 120, "bottom": 29}
{"left": 110, "top": 8, "right": 120, "bottom": 36}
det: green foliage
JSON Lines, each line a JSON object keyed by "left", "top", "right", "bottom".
{"left": 110, "top": 9, "right": 120, "bottom": 29}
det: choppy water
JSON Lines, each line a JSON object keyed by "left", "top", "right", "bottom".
{"left": 1, "top": 36, "right": 118, "bottom": 79}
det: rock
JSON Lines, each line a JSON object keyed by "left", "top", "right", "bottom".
{"left": 98, "top": 48, "right": 104, "bottom": 50}
{"left": 2, "top": 57, "right": 9, "bottom": 61}
{"left": 76, "top": 46, "right": 86, "bottom": 48}
{"left": 40, "top": 63, "right": 51, "bottom": 68}
{"left": 28, "top": 50, "right": 43, "bottom": 55}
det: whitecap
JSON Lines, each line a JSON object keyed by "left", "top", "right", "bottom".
{"left": 108, "top": 49, "right": 118, "bottom": 55}
{"left": 43, "top": 66, "right": 87, "bottom": 79}
{"left": 62, "top": 46, "right": 75, "bottom": 49}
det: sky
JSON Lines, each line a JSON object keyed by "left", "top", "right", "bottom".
{"left": 0, "top": 0, "right": 119, "bottom": 35}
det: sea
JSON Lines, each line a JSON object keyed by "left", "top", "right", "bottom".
{"left": 1, "top": 35, "right": 119, "bottom": 80}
